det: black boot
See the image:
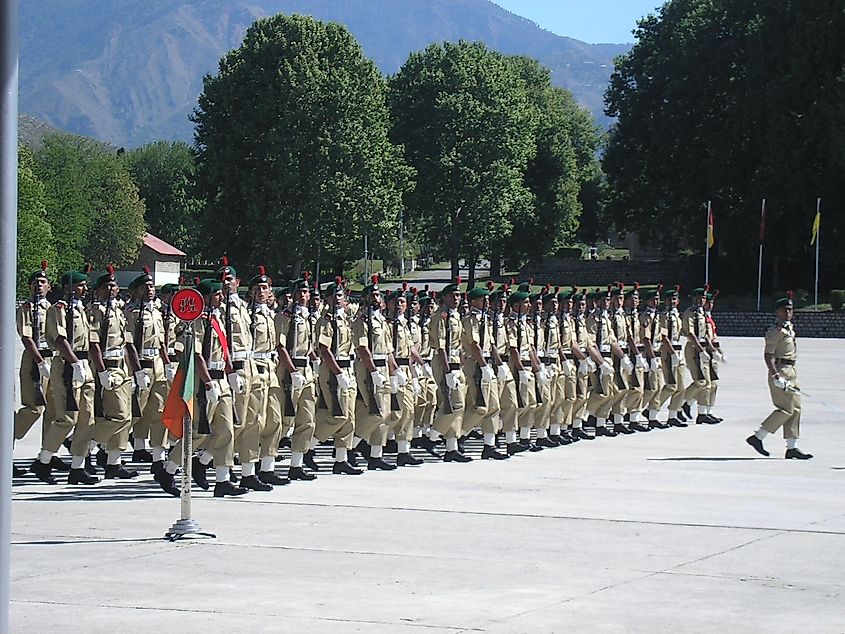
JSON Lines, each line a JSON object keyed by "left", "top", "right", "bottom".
{"left": 132, "top": 448, "right": 153, "bottom": 463}
{"left": 84, "top": 455, "right": 98, "bottom": 475}
{"left": 696, "top": 414, "right": 719, "bottom": 425}
{"left": 682, "top": 402, "right": 692, "bottom": 419}
{"left": 481, "top": 446, "right": 509, "bottom": 460}
{"left": 258, "top": 470, "right": 290, "bottom": 486}
{"left": 289, "top": 466, "right": 317, "bottom": 481}
{"left": 667, "top": 418, "right": 688, "bottom": 428}
{"left": 367, "top": 457, "right": 397, "bottom": 471}
{"left": 650, "top": 420, "right": 670, "bottom": 430}
{"left": 411, "top": 435, "right": 441, "bottom": 457}
{"left": 536, "top": 436, "right": 558, "bottom": 448}
{"left": 443, "top": 450, "right": 472, "bottom": 463}
{"left": 150, "top": 460, "right": 164, "bottom": 475}
{"left": 595, "top": 426, "right": 617, "bottom": 437}
{"left": 396, "top": 452, "right": 424, "bottom": 467}
{"left": 95, "top": 448, "right": 109, "bottom": 468}
{"left": 192, "top": 456, "right": 209, "bottom": 490}
{"left": 745, "top": 435, "right": 769, "bottom": 457}
{"left": 332, "top": 460, "right": 364, "bottom": 475}
{"left": 384, "top": 439, "right": 398, "bottom": 454}
{"left": 240, "top": 474, "right": 273, "bottom": 491}
{"left": 50, "top": 456, "right": 70, "bottom": 471}
{"left": 213, "top": 481, "right": 248, "bottom": 497}
{"left": 303, "top": 450, "right": 320, "bottom": 471}
{"left": 785, "top": 448, "right": 813, "bottom": 460}
{"left": 68, "top": 467, "right": 99, "bottom": 485}
{"left": 629, "top": 422, "right": 650, "bottom": 432}
{"left": 154, "top": 469, "right": 180, "bottom": 496}
{"left": 29, "top": 459, "right": 56, "bottom": 484}
{"left": 572, "top": 428, "right": 594, "bottom": 440}
{"left": 507, "top": 442, "right": 528, "bottom": 455}
{"left": 105, "top": 464, "right": 138, "bottom": 479}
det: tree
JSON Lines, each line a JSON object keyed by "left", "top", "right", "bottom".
{"left": 603, "top": 0, "right": 845, "bottom": 290}
{"left": 124, "top": 141, "right": 203, "bottom": 258}
{"left": 389, "top": 41, "right": 536, "bottom": 282}
{"left": 192, "top": 14, "right": 411, "bottom": 277}
{"left": 17, "top": 146, "right": 57, "bottom": 297}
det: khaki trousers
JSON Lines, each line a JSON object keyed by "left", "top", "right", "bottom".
{"left": 315, "top": 366, "right": 356, "bottom": 449}
{"left": 90, "top": 366, "right": 133, "bottom": 452}
{"left": 133, "top": 376, "right": 169, "bottom": 449}
{"left": 683, "top": 344, "right": 712, "bottom": 403}
{"left": 762, "top": 366, "right": 800, "bottom": 439}
{"left": 462, "top": 368, "right": 500, "bottom": 437}
{"left": 354, "top": 362, "right": 390, "bottom": 447}
{"left": 432, "top": 357, "right": 465, "bottom": 438}
{"left": 498, "top": 370, "right": 520, "bottom": 434}
{"left": 15, "top": 353, "right": 54, "bottom": 442}
{"left": 658, "top": 352, "right": 686, "bottom": 411}
{"left": 239, "top": 362, "right": 270, "bottom": 464}
{"left": 280, "top": 365, "right": 316, "bottom": 454}
{"left": 43, "top": 359, "right": 94, "bottom": 456}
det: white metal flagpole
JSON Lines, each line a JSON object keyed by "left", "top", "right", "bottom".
{"left": 814, "top": 197, "right": 821, "bottom": 310}
{"left": 704, "top": 200, "right": 711, "bottom": 285}
{"left": 757, "top": 199, "right": 765, "bottom": 312}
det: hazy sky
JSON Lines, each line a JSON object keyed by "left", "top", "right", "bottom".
{"left": 490, "top": 0, "right": 664, "bottom": 44}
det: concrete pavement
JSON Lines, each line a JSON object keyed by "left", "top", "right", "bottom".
{"left": 9, "top": 336, "right": 845, "bottom": 633}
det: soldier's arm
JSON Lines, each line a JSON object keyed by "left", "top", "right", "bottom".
{"left": 317, "top": 319, "right": 342, "bottom": 375}
{"left": 123, "top": 313, "right": 141, "bottom": 373}
{"left": 18, "top": 306, "right": 46, "bottom": 362}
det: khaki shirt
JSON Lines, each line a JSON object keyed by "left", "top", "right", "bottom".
{"left": 461, "top": 309, "right": 492, "bottom": 362}
{"left": 194, "top": 311, "right": 229, "bottom": 366}
{"left": 492, "top": 311, "right": 508, "bottom": 358}
{"left": 660, "top": 308, "right": 682, "bottom": 345}
{"left": 429, "top": 308, "right": 462, "bottom": 363}
{"left": 558, "top": 312, "right": 574, "bottom": 355}
{"left": 542, "top": 314, "right": 560, "bottom": 358}
{"left": 88, "top": 300, "right": 128, "bottom": 353}
{"left": 640, "top": 308, "right": 664, "bottom": 349}
{"left": 389, "top": 315, "right": 413, "bottom": 360}
{"left": 223, "top": 295, "right": 253, "bottom": 354}
{"left": 317, "top": 310, "right": 354, "bottom": 359}
{"left": 587, "top": 310, "right": 615, "bottom": 353}
{"left": 765, "top": 321, "right": 796, "bottom": 362}
{"left": 46, "top": 299, "right": 90, "bottom": 353}
{"left": 17, "top": 298, "right": 51, "bottom": 351}
{"left": 573, "top": 314, "right": 592, "bottom": 351}
{"left": 276, "top": 305, "right": 314, "bottom": 359}
{"left": 610, "top": 308, "right": 628, "bottom": 350}
{"left": 681, "top": 306, "right": 707, "bottom": 342}
{"left": 506, "top": 315, "right": 531, "bottom": 361}
{"left": 417, "top": 315, "right": 433, "bottom": 359}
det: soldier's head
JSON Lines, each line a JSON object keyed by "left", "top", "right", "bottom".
{"left": 289, "top": 278, "right": 310, "bottom": 307}
{"left": 692, "top": 287, "right": 706, "bottom": 307}
{"left": 467, "top": 286, "right": 489, "bottom": 311}
{"left": 61, "top": 270, "right": 88, "bottom": 300}
{"left": 389, "top": 291, "right": 407, "bottom": 316}
{"left": 624, "top": 283, "right": 640, "bottom": 310}
{"left": 129, "top": 267, "right": 155, "bottom": 303}
{"left": 665, "top": 286, "right": 680, "bottom": 308}
{"left": 249, "top": 266, "right": 272, "bottom": 305}
{"left": 541, "top": 286, "right": 558, "bottom": 315}
{"left": 94, "top": 265, "right": 119, "bottom": 301}
{"left": 574, "top": 292, "right": 586, "bottom": 315}
{"left": 441, "top": 278, "right": 462, "bottom": 311}
{"left": 599, "top": 286, "right": 613, "bottom": 312}
{"left": 323, "top": 277, "right": 346, "bottom": 311}
{"left": 705, "top": 289, "right": 718, "bottom": 312}
{"left": 610, "top": 284, "right": 624, "bottom": 310}
{"left": 197, "top": 278, "right": 223, "bottom": 309}
{"left": 508, "top": 291, "right": 530, "bottom": 315}
{"left": 645, "top": 286, "right": 662, "bottom": 309}
{"left": 29, "top": 261, "right": 50, "bottom": 298}
{"left": 160, "top": 283, "right": 179, "bottom": 305}
{"left": 775, "top": 293, "right": 794, "bottom": 321}
{"left": 406, "top": 287, "right": 419, "bottom": 316}
{"left": 216, "top": 257, "right": 239, "bottom": 294}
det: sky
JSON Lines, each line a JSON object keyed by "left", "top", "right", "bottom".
{"left": 490, "top": 0, "right": 664, "bottom": 44}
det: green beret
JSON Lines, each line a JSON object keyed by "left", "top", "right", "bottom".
{"left": 217, "top": 263, "right": 237, "bottom": 278}
{"left": 406, "top": 290, "right": 419, "bottom": 302}
{"left": 517, "top": 281, "right": 531, "bottom": 293}
{"left": 196, "top": 278, "right": 222, "bottom": 296}
{"left": 160, "top": 283, "right": 180, "bottom": 295}
{"left": 28, "top": 263, "right": 49, "bottom": 284}
{"left": 289, "top": 277, "right": 311, "bottom": 291}
{"left": 775, "top": 296, "right": 794, "bottom": 309}
{"left": 571, "top": 292, "right": 584, "bottom": 302}
{"left": 248, "top": 266, "right": 272, "bottom": 288}
{"left": 644, "top": 288, "right": 661, "bottom": 300}
{"left": 441, "top": 282, "right": 461, "bottom": 294}
{"left": 467, "top": 287, "right": 489, "bottom": 300}
{"left": 528, "top": 292, "right": 542, "bottom": 302}
{"left": 692, "top": 287, "right": 706, "bottom": 297}
{"left": 94, "top": 271, "right": 115, "bottom": 289}
{"left": 129, "top": 270, "right": 154, "bottom": 291}
{"left": 508, "top": 291, "right": 529, "bottom": 305}
{"left": 60, "top": 271, "right": 88, "bottom": 286}
{"left": 624, "top": 285, "right": 640, "bottom": 298}
{"left": 705, "top": 290, "right": 718, "bottom": 301}
{"left": 489, "top": 290, "right": 504, "bottom": 302}
{"left": 322, "top": 281, "right": 345, "bottom": 299}
{"left": 664, "top": 287, "right": 679, "bottom": 299}
{"left": 274, "top": 286, "right": 289, "bottom": 299}
{"left": 610, "top": 286, "right": 624, "bottom": 297}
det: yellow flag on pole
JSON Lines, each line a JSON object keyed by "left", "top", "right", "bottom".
{"left": 706, "top": 208, "right": 715, "bottom": 249}
{"left": 810, "top": 211, "right": 820, "bottom": 245}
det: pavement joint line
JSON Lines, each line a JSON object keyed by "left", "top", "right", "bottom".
{"left": 655, "top": 569, "right": 845, "bottom": 588}
{"left": 8, "top": 599, "right": 478, "bottom": 631}
{"left": 223, "top": 498, "right": 845, "bottom": 536}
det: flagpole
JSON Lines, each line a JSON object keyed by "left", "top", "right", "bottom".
{"left": 814, "top": 197, "right": 821, "bottom": 310}
{"left": 705, "top": 200, "right": 711, "bottom": 285}
{"left": 757, "top": 199, "right": 765, "bottom": 312}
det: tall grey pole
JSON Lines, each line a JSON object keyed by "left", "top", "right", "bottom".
{"left": 0, "top": 0, "right": 19, "bottom": 630}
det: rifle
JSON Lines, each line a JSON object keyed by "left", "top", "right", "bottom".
{"left": 327, "top": 309, "right": 343, "bottom": 417}
{"left": 573, "top": 310, "right": 584, "bottom": 398}
{"left": 283, "top": 304, "right": 298, "bottom": 417}
{"left": 611, "top": 310, "right": 627, "bottom": 391}
{"left": 692, "top": 307, "right": 704, "bottom": 381}
{"left": 627, "top": 311, "right": 640, "bottom": 389}
{"left": 365, "top": 301, "right": 382, "bottom": 416}
{"left": 389, "top": 301, "right": 401, "bottom": 412}
{"left": 29, "top": 280, "right": 46, "bottom": 407}
{"left": 62, "top": 284, "right": 79, "bottom": 412}
{"left": 515, "top": 303, "right": 526, "bottom": 408}
{"left": 643, "top": 311, "right": 657, "bottom": 392}
{"left": 223, "top": 275, "right": 242, "bottom": 424}
{"left": 475, "top": 304, "right": 487, "bottom": 408}
{"left": 131, "top": 294, "right": 144, "bottom": 417}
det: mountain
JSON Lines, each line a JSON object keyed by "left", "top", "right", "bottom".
{"left": 17, "top": 114, "right": 64, "bottom": 150}
{"left": 19, "top": 0, "right": 630, "bottom": 147}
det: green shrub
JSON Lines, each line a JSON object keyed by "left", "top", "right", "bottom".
{"left": 830, "top": 289, "right": 845, "bottom": 311}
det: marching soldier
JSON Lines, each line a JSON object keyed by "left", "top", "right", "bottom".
{"left": 657, "top": 286, "right": 686, "bottom": 429}
{"left": 313, "top": 278, "right": 364, "bottom": 475}
{"left": 569, "top": 289, "right": 595, "bottom": 441}
{"left": 126, "top": 268, "right": 174, "bottom": 471}
{"left": 276, "top": 275, "right": 319, "bottom": 480}
{"left": 410, "top": 288, "right": 439, "bottom": 456}
{"left": 746, "top": 293, "right": 812, "bottom": 459}
{"left": 681, "top": 288, "right": 718, "bottom": 424}
{"left": 505, "top": 288, "right": 540, "bottom": 451}
{"left": 14, "top": 261, "right": 57, "bottom": 477}
{"left": 461, "top": 285, "right": 507, "bottom": 460}
{"left": 534, "top": 287, "right": 561, "bottom": 448}
{"left": 585, "top": 287, "right": 621, "bottom": 437}
{"left": 554, "top": 288, "right": 579, "bottom": 443}
{"left": 30, "top": 269, "right": 98, "bottom": 485}
{"left": 85, "top": 266, "right": 137, "bottom": 479}
{"left": 608, "top": 285, "right": 635, "bottom": 435}
{"left": 427, "top": 277, "right": 470, "bottom": 461}
{"left": 491, "top": 285, "right": 525, "bottom": 454}
{"left": 623, "top": 285, "right": 649, "bottom": 432}
{"left": 638, "top": 287, "right": 664, "bottom": 431}
{"left": 701, "top": 290, "right": 724, "bottom": 423}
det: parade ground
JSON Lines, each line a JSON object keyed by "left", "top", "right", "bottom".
{"left": 9, "top": 336, "right": 845, "bottom": 633}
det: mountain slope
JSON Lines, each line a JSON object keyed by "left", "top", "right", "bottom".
{"left": 20, "top": 0, "right": 629, "bottom": 147}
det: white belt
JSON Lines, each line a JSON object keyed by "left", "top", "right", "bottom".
{"left": 252, "top": 351, "right": 276, "bottom": 360}
{"left": 167, "top": 347, "right": 176, "bottom": 355}
{"left": 208, "top": 361, "right": 225, "bottom": 371}
{"left": 231, "top": 351, "right": 252, "bottom": 361}
{"left": 292, "top": 355, "right": 309, "bottom": 360}
{"left": 37, "top": 342, "right": 49, "bottom": 350}
{"left": 103, "top": 349, "right": 124, "bottom": 359}
{"left": 372, "top": 353, "right": 387, "bottom": 361}
{"left": 600, "top": 344, "right": 611, "bottom": 353}
{"left": 141, "top": 347, "right": 158, "bottom": 357}
{"left": 698, "top": 338, "right": 708, "bottom": 344}
{"left": 618, "top": 342, "right": 628, "bottom": 350}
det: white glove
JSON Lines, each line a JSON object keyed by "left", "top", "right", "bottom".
{"left": 98, "top": 370, "right": 115, "bottom": 390}
{"left": 578, "top": 359, "right": 591, "bottom": 376}
{"left": 311, "top": 358, "right": 321, "bottom": 375}
{"left": 134, "top": 369, "right": 151, "bottom": 391}
{"left": 389, "top": 374, "right": 400, "bottom": 394}
{"left": 72, "top": 360, "right": 87, "bottom": 385}
{"left": 772, "top": 375, "right": 790, "bottom": 390}
{"left": 649, "top": 357, "right": 662, "bottom": 372}
{"left": 536, "top": 368, "right": 551, "bottom": 387}
{"left": 497, "top": 364, "right": 512, "bottom": 382}
{"left": 291, "top": 370, "right": 307, "bottom": 391}
{"left": 621, "top": 356, "right": 634, "bottom": 373}
{"left": 370, "top": 370, "right": 387, "bottom": 389}
{"left": 560, "top": 359, "right": 573, "bottom": 376}
{"left": 445, "top": 371, "right": 460, "bottom": 390}
{"left": 714, "top": 350, "right": 726, "bottom": 363}
{"left": 600, "top": 362, "right": 614, "bottom": 378}
{"left": 228, "top": 372, "right": 245, "bottom": 394}
{"left": 586, "top": 359, "right": 597, "bottom": 372}
{"left": 518, "top": 369, "right": 533, "bottom": 385}
{"left": 412, "top": 376, "right": 421, "bottom": 395}
{"left": 336, "top": 372, "right": 354, "bottom": 391}
{"left": 635, "top": 354, "right": 649, "bottom": 370}
{"left": 699, "top": 351, "right": 711, "bottom": 363}
{"left": 205, "top": 380, "right": 221, "bottom": 405}
{"left": 481, "top": 365, "right": 495, "bottom": 384}
{"left": 394, "top": 367, "right": 408, "bottom": 387}
{"left": 423, "top": 363, "right": 434, "bottom": 379}
{"left": 166, "top": 363, "right": 178, "bottom": 384}
{"left": 671, "top": 353, "right": 681, "bottom": 368}
{"left": 38, "top": 361, "right": 51, "bottom": 381}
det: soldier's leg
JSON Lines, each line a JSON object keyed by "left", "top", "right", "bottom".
{"left": 131, "top": 384, "right": 152, "bottom": 453}
{"left": 239, "top": 373, "right": 268, "bottom": 485}
{"left": 533, "top": 366, "right": 556, "bottom": 445}
{"left": 289, "top": 383, "right": 317, "bottom": 473}
{"left": 258, "top": 384, "right": 285, "bottom": 482}
{"left": 461, "top": 374, "right": 485, "bottom": 437}
{"left": 14, "top": 355, "right": 47, "bottom": 440}
{"left": 624, "top": 368, "right": 645, "bottom": 429}
{"left": 499, "top": 376, "right": 520, "bottom": 447}
{"left": 95, "top": 376, "right": 134, "bottom": 475}
{"left": 206, "top": 394, "right": 237, "bottom": 488}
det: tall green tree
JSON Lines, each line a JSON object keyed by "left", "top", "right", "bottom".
{"left": 604, "top": 0, "right": 845, "bottom": 290}
{"left": 17, "top": 146, "right": 57, "bottom": 297}
{"left": 124, "top": 141, "right": 203, "bottom": 258}
{"left": 192, "top": 14, "right": 411, "bottom": 276}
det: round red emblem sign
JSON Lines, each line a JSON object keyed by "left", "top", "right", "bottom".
{"left": 171, "top": 288, "right": 204, "bottom": 322}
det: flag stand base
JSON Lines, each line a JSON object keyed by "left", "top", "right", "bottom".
{"left": 165, "top": 519, "right": 216, "bottom": 542}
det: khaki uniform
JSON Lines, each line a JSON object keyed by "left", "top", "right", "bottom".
{"left": 224, "top": 295, "right": 254, "bottom": 447}
{"left": 622, "top": 308, "right": 645, "bottom": 416}
{"left": 494, "top": 310, "right": 519, "bottom": 434}
{"left": 429, "top": 307, "right": 465, "bottom": 438}
{"left": 242, "top": 303, "right": 279, "bottom": 464}
{"left": 761, "top": 321, "right": 800, "bottom": 439}
{"left": 276, "top": 305, "right": 317, "bottom": 453}
{"left": 315, "top": 309, "right": 356, "bottom": 449}
{"left": 555, "top": 311, "right": 577, "bottom": 429}
{"left": 388, "top": 313, "right": 416, "bottom": 443}
{"left": 461, "top": 308, "right": 500, "bottom": 437}
{"left": 505, "top": 312, "right": 536, "bottom": 430}
{"left": 703, "top": 313, "right": 720, "bottom": 408}
{"left": 658, "top": 307, "right": 685, "bottom": 411}
{"left": 413, "top": 314, "right": 438, "bottom": 433}
{"left": 682, "top": 306, "right": 712, "bottom": 403}
{"left": 353, "top": 307, "right": 391, "bottom": 446}
{"left": 533, "top": 312, "right": 557, "bottom": 432}
{"left": 14, "top": 299, "right": 55, "bottom": 441}
{"left": 86, "top": 299, "right": 133, "bottom": 452}
{"left": 43, "top": 299, "right": 94, "bottom": 456}
{"left": 571, "top": 313, "right": 592, "bottom": 423}
{"left": 639, "top": 307, "right": 666, "bottom": 413}
{"left": 586, "top": 310, "right": 617, "bottom": 419}
{"left": 126, "top": 301, "right": 169, "bottom": 449}
{"left": 609, "top": 308, "right": 631, "bottom": 416}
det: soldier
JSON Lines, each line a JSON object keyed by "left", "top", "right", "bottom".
{"left": 701, "top": 289, "right": 724, "bottom": 423}
{"left": 351, "top": 276, "right": 395, "bottom": 470}
{"left": 623, "top": 284, "right": 649, "bottom": 432}
{"left": 607, "top": 285, "right": 636, "bottom": 435}
{"left": 427, "top": 277, "right": 470, "bottom": 462}
{"left": 585, "top": 287, "right": 621, "bottom": 437}
{"left": 491, "top": 285, "right": 525, "bottom": 455}
{"left": 505, "top": 289, "right": 541, "bottom": 451}
{"left": 157, "top": 278, "right": 247, "bottom": 497}
{"left": 554, "top": 288, "right": 579, "bottom": 443}
{"left": 410, "top": 287, "right": 439, "bottom": 456}
{"left": 656, "top": 286, "right": 686, "bottom": 429}
{"left": 30, "top": 269, "right": 98, "bottom": 485}
{"left": 746, "top": 293, "right": 812, "bottom": 459}
{"left": 638, "top": 287, "right": 664, "bottom": 431}
{"left": 681, "top": 288, "right": 718, "bottom": 424}
{"left": 14, "top": 261, "right": 58, "bottom": 477}
{"left": 126, "top": 268, "right": 174, "bottom": 471}
{"left": 534, "top": 287, "right": 561, "bottom": 448}
{"left": 461, "top": 285, "right": 507, "bottom": 460}
{"left": 569, "top": 289, "right": 596, "bottom": 441}
{"left": 276, "top": 275, "right": 320, "bottom": 480}
{"left": 313, "top": 278, "right": 364, "bottom": 475}
{"left": 85, "top": 266, "right": 138, "bottom": 479}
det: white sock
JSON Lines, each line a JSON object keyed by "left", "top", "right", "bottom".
{"left": 152, "top": 447, "right": 165, "bottom": 462}
{"left": 650, "top": 409, "right": 660, "bottom": 420}
{"left": 133, "top": 438, "right": 146, "bottom": 451}
{"left": 308, "top": 437, "right": 319, "bottom": 451}
{"left": 668, "top": 409, "right": 677, "bottom": 419}
{"left": 38, "top": 449, "right": 52, "bottom": 464}
{"left": 614, "top": 414, "right": 624, "bottom": 424}
{"left": 506, "top": 431, "right": 517, "bottom": 444}
{"left": 754, "top": 427, "right": 770, "bottom": 440}
{"left": 370, "top": 445, "right": 383, "bottom": 459}
{"left": 445, "top": 437, "right": 458, "bottom": 452}
{"left": 199, "top": 451, "right": 213, "bottom": 466}
{"left": 215, "top": 466, "right": 229, "bottom": 482}
{"left": 786, "top": 438, "right": 798, "bottom": 449}
{"left": 484, "top": 432, "right": 495, "bottom": 446}
{"left": 70, "top": 456, "right": 85, "bottom": 469}
{"left": 107, "top": 450, "right": 122, "bottom": 466}
{"left": 88, "top": 441, "right": 98, "bottom": 455}
{"left": 519, "top": 427, "right": 531, "bottom": 440}
{"left": 352, "top": 435, "right": 362, "bottom": 447}
{"left": 597, "top": 417, "right": 606, "bottom": 428}
{"left": 688, "top": 400, "right": 697, "bottom": 412}
{"left": 388, "top": 430, "right": 395, "bottom": 440}
{"left": 397, "top": 440, "right": 409, "bottom": 454}
{"left": 572, "top": 419, "right": 582, "bottom": 429}
{"left": 550, "top": 423, "right": 561, "bottom": 436}
{"left": 537, "top": 428, "right": 548, "bottom": 439}
{"left": 260, "top": 456, "right": 275, "bottom": 472}
{"left": 428, "top": 429, "right": 441, "bottom": 441}
{"left": 165, "top": 460, "right": 179, "bottom": 475}
{"left": 629, "top": 412, "right": 640, "bottom": 423}
{"left": 335, "top": 447, "right": 348, "bottom": 462}
{"left": 290, "top": 451, "right": 303, "bottom": 467}
{"left": 413, "top": 426, "right": 422, "bottom": 438}
{"left": 241, "top": 462, "right": 255, "bottom": 477}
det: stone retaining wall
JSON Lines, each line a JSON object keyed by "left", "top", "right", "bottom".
{"left": 714, "top": 311, "right": 845, "bottom": 338}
